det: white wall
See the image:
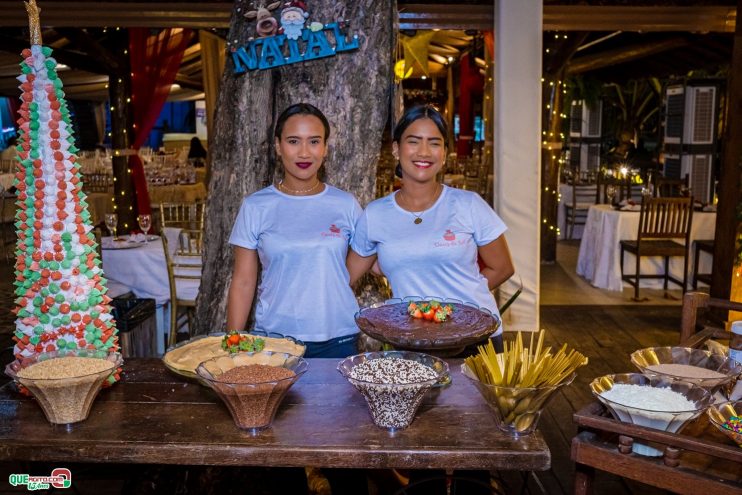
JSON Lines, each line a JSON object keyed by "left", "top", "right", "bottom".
{"left": 494, "top": 0, "right": 542, "bottom": 331}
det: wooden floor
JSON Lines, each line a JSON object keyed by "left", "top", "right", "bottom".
{"left": 524, "top": 304, "right": 681, "bottom": 495}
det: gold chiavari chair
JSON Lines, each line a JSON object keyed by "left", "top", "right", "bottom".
{"left": 162, "top": 229, "right": 203, "bottom": 346}
{"left": 158, "top": 202, "right": 205, "bottom": 232}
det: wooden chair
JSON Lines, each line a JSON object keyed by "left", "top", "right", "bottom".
{"left": 619, "top": 196, "right": 693, "bottom": 301}
{"left": 626, "top": 183, "right": 644, "bottom": 202}
{"left": 654, "top": 176, "right": 685, "bottom": 198}
{"left": 692, "top": 239, "right": 714, "bottom": 290}
{"left": 158, "top": 202, "right": 205, "bottom": 231}
{"left": 564, "top": 180, "right": 596, "bottom": 239}
{"left": 680, "top": 291, "right": 742, "bottom": 347}
{"left": 162, "top": 229, "right": 202, "bottom": 346}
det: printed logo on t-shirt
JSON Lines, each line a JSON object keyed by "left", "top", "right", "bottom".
{"left": 322, "top": 224, "right": 343, "bottom": 238}
{"left": 434, "top": 229, "right": 472, "bottom": 248}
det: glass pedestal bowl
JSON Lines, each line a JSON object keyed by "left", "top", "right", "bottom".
{"left": 461, "top": 363, "right": 575, "bottom": 437}
{"left": 337, "top": 351, "right": 448, "bottom": 431}
{"left": 196, "top": 351, "right": 307, "bottom": 433}
{"left": 707, "top": 400, "right": 742, "bottom": 448}
{"left": 5, "top": 350, "right": 122, "bottom": 426}
{"left": 631, "top": 346, "right": 741, "bottom": 394}
{"left": 591, "top": 373, "right": 714, "bottom": 456}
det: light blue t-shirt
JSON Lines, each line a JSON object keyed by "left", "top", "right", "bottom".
{"left": 229, "top": 184, "right": 361, "bottom": 342}
{"left": 351, "top": 186, "right": 508, "bottom": 334}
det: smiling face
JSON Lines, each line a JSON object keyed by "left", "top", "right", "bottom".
{"left": 393, "top": 118, "right": 446, "bottom": 184}
{"left": 275, "top": 114, "right": 328, "bottom": 186}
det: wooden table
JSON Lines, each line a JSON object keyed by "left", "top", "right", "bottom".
{"left": 572, "top": 402, "right": 742, "bottom": 495}
{"left": 0, "top": 358, "right": 550, "bottom": 471}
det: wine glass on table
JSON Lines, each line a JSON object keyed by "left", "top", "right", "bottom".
{"left": 137, "top": 214, "right": 152, "bottom": 243}
{"left": 104, "top": 213, "right": 119, "bottom": 241}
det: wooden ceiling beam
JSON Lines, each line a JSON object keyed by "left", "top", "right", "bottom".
{"left": 544, "top": 32, "right": 589, "bottom": 75}
{"left": 53, "top": 28, "right": 127, "bottom": 76}
{"left": 567, "top": 37, "right": 690, "bottom": 74}
{"left": 0, "top": 3, "right": 736, "bottom": 32}
{"left": 0, "top": 35, "right": 108, "bottom": 75}
{"left": 544, "top": 6, "right": 736, "bottom": 33}
{"left": 174, "top": 73, "right": 203, "bottom": 91}
{"left": 0, "top": 2, "right": 233, "bottom": 28}
{"left": 399, "top": 5, "right": 736, "bottom": 32}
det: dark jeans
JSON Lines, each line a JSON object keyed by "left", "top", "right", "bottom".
{"left": 304, "top": 334, "right": 359, "bottom": 358}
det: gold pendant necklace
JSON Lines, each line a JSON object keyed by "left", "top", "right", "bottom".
{"left": 278, "top": 180, "right": 321, "bottom": 195}
{"left": 400, "top": 184, "right": 441, "bottom": 225}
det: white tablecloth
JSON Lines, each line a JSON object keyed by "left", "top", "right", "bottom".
{"left": 101, "top": 227, "right": 201, "bottom": 354}
{"left": 558, "top": 183, "right": 597, "bottom": 240}
{"left": 576, "top": 204, "right": 716, "bottom": 291}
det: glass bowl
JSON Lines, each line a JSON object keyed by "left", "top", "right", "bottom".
{"left": 631, "top": 346, "right": 741, "bottom": 393}
{"left": 462, "top": 363, "right": 575, "bottom": 437}
{"left": 590, "top": 373, "right": 714, "bottom": 456}
{"left": 196, "top": 351, "right": 307, "bottom": 433}
{"left": 354, "top": 297, "right": 500, "bottom": 355}
{"left": 163, "top": 331, "right": 305, "bottom": 382}
{"left": 5, "top": 350, "right": 123, "bottom": 425}
{"left": 707, "top": 400, "right": 742, "bottom": 447}
{"left": 337, "top": 350, "right": 448, "bottom": 431}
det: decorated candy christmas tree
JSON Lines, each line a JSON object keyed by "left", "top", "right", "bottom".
{"left": 11, "top": 0, "right": 119, "bottom": 383}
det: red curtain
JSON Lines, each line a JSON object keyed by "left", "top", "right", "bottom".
{"left": 128, "top": 28, "right": 192, "bottom": 214}
{"left": 456, "top": 54, "right": 484, "bottom": 157}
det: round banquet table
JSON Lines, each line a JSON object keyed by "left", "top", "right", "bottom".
{"left": 101, "top": 227, "right": 201, "bottom": 354}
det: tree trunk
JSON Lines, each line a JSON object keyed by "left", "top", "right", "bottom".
{"left": 194, "top": 0, "right": 395, "bottom": 334}
{"left": 711, "top": 0, "right": 742, "bottom": 306}
{"left": 107, "top": 29, "right": 136, "bottom": 231}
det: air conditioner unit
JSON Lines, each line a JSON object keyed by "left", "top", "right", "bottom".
{"left": 683, "top": 86, "right": 716, "bottom": 145}
{"left": 570, "top": 100, "right": 602, "bottom": 138}
{"left": 685, "top": 154, "right": 713, "bottom": 203}
{"left": 569, "top": 101, "right": 582, "bottom": 138}
{"left": 664, "top": 86, "right": 684, "bottom": 144}
{"left": 661, "top": 154, "right": 713, "bottom": 203}
{"left": 569, "top": 143, "right": 601, "bottom": 174}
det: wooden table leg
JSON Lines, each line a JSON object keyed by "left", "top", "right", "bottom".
{"left": 573, "top": 463, "right": 594, "bottom": 495}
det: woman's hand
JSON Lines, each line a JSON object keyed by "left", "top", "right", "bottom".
{"left": 478, "top": 235, "right": 515, "bottom": 290}
{"left": 226, "top": 246, "right": 259, "bottom": 332}
{"left": 346, "top": 250, "right": 378, "bottom": 287}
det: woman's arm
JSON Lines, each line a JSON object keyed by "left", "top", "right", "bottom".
{"left": 478, "top": 235, "right": 515, "bottom": 290}
{"left": 346, "top": 249, "right": 377, "bottom": 287}
{"left": 226, "top": 246, "right": 259, "bottom": 331}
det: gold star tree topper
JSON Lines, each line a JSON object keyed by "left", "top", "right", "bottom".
{"left": 25, "top": 0, "right": 42, "bottom": 45}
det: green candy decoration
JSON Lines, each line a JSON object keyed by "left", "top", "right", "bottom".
{"left": 41, "top": 46, "right": 52, "bottom": 56}
{"left": 57, "top": 339, "right": 66, "bottom": 348}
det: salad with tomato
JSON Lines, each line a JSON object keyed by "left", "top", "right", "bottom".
{"left": 220, "top": 331, "right": 266, "bottom": 354}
